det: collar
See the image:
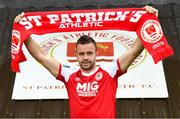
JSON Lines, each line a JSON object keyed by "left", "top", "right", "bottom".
{"left": 81, "top": 66, "right": 99, "bottom": 76}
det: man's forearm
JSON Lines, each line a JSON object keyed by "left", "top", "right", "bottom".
{"left": 131, "top": 37, "right": 144, "bottom": 58}
{"left": 25, "top": 37, "right": 46, "bottom": 63}
{"left": 24, "top": 37, "right": 60, "bottom": 78}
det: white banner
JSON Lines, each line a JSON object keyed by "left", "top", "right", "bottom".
{"left": 12, "top": 30, "right": 168, "bottom": 99}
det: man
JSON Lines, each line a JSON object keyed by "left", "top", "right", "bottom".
{"left": 14, "top": 6, "right": 158, "bottom": 118}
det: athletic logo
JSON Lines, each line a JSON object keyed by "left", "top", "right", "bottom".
{"left": 95, "top": 72, "right": 103, "bottom": 81}
{"left": 141, "top": 20, "right": 163, "bottom": 43}
{"left": 11, "top": 30, "right": 21, "bottom": 59}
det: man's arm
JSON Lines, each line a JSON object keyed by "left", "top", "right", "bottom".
{"left": 25, "top": 37, "right": 60, "bottom": 78}
{"left": 118, "top": 5, "right": 158, "bottom": 72}
{"left": 118, "top": 37, "right": 144, "bottom": 72}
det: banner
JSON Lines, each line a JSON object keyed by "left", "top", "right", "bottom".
{"left": 12, "top": 30, "right": 168, "bottom": 99}
{"left": 11, "top": 8, "right": 171, "bottom": 99}
{"left": 11, "top": 8, "right": 173, "bottom": 72}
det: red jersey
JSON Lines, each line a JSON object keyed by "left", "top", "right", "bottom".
{"left": 57, "top": 60, "right": 126, "bottom": 118}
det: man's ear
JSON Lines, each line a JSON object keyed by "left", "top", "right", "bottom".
{"left": 96, "top": 50, "right": 99, "bottom": 56}
{"left": 74, "top": 48, "right": 77, "bottom": 57}
{"left": 75, "top": 52, "right": 77, "bottom": 57}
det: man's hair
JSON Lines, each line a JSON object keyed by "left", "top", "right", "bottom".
{"left": 76, "top": 35, "right": 97, "bottom": 50}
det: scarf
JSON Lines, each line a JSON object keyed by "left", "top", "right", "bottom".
{"left": 11, "top": 8, "right": 174, "bottom": 72}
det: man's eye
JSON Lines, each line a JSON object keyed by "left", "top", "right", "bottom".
{"left": 87, "top": 52, "right": 93, "bottom": 55}
{"left": 79, "top": 53, "right": 84, "bottom": 56}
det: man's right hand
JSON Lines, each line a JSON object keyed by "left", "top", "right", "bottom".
{"left": 14, "top": 12, "right": 25, "bottom": 23}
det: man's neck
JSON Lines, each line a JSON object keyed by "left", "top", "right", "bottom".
{"left": 81, "top": 66, "right": 98, "bottom": 76}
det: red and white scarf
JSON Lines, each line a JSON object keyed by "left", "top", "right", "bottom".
{"left": 11, "top": 8, "right": 174, "bottom": 72}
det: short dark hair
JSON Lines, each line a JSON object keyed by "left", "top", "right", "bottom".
{"left": 76, "top": 35, "right": 97, "bottom": 50}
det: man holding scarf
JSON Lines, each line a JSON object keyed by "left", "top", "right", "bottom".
{"left": 14, "top": 6, "right": 159, "bottom": 118}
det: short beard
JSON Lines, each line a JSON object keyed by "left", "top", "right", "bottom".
{"left": 80, "top": 61, "right": 95, "bottom": 71}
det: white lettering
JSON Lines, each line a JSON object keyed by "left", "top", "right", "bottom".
{"left": 91, "top": 81, "right": 98, "bottom": 90}
{"left": 59, "top": 23, "right": 66, "bottom": 28}
{"left": 71, "top": 13, "right": 84, "bottom": 22}
{"left": 77, "top": 83, "right": 87, "bottom": 91}
{"left": 97, "top": 22, "right": 103, "bottom": 26}
{"left": 87, "top": 82, "right": 90, "bottom": 91}
{"left": 104, "top": 12, "right": 115, "bottom": 21}
{"left": 61, "top": 14, "right": 73, "bottom": 23}
{"left": 27, "top": 16, "right": 42, "bottom": 26}
{"left": 130, "top": 11, "right": 146, "bottom": 22}
{"left": 97, "top": 12, "right": 104, "bottom": 21}
{"left": 84, "top": 13, "right": 97, "bottom": 22}
{"left": 47, "top": 14, "right": 59, "bottom": 24}
{"left": 19, "top": 17, "right": 33, "bottom": 30}
{"left": 153, "top": 41, "right": 164, "bottom": 49}
{"left": 59, "top": 22, "right": 103, "bottom": 29}
{"left": 114, "top": 11, "right": 130, "bottom": 21}
{"left": 76, "top": 81, "right": 98, "bottom": 91}
{"left": 19, "top": 10, "right": 146, "bottom": 30}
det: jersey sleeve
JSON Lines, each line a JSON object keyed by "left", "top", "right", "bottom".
{"left": 100, "top": 59, "right": 127, "bottom": 79}
{"left": 56, "top": 62, "right": 78, "bottom": 83}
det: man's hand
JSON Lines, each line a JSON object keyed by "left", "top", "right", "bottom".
{"left": 143, "top": 5, "right": 158, "bottom": 17}
{"left": 14, "top": 12, "right": 25, "bottom": 23}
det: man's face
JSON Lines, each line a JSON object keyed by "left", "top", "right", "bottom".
{"left": 75, "top": 43, "right": 97, "bottom": 71}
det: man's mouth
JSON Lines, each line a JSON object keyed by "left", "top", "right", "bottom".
{"left": 82, "top": 61, "right": 91, "bottom": 65}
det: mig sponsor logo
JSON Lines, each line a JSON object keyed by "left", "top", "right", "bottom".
{"left": 76, "top": 81, "right": 99, "bottom": 97}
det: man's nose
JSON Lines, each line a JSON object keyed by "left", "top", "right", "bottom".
{"left": 84, "top": 54, "right": 88, "bottom": 60}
